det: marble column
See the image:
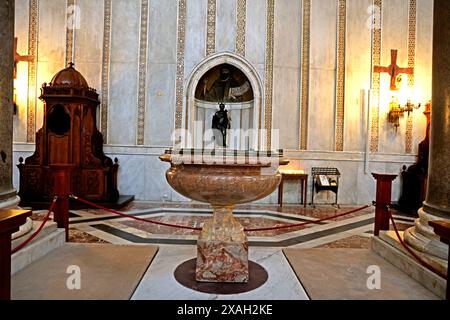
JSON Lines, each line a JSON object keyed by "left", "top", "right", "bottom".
{"left": 0, "top": 0, "right": 19, "bottom": 210}
{"left": 404, "top": 0, "right": 450, "bottom": 263}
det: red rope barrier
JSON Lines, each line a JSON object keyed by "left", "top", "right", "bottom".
{"left": 389, "top": 210, "right": 447, "bottom": 280}
{"left": 11, "top": 197, "right": 57, "bottom": 255}
{"left": 244, "top": 204, "right": 371, "bottom": 232}
{"left": 71, "top": 195, "right": 202, "bottom": 231}
{"left": 70, "top": 194, "right": 371, "bottom": 233}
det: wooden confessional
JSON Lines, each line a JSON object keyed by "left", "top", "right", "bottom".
{"left": 18, "top": 63, "right": 133, "bottom": 208}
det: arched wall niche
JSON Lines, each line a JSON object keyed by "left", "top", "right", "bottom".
{"left": 184, "top": 52, "right": 264, "bottom": 150}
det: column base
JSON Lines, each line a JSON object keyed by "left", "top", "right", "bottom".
{"left": 196, "top": 239, "right": 249, "bottom": 283}
{"left": 372, "top": 231, "right": 446, "bottom": 299}
{"left": 404, "top": 208, "right": 450, "bottom": 260}
{"left": 0, "top": 193, "right": 20, "bottom": 210}
{"left": 0, "top": 192, "right": 32, "bottom": 239}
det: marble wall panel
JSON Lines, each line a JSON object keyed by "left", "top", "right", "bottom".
{"left": 413, "top": 0, "right": 433, "bottom": 153}
{"left": 344, "top": 0, "right": 372, "bottom": 152}
{"left": 308, "top": 0, "right": 337, "bottom": 151}
{"left": 216, "top": 0, "right": 237, "bottom": 53}
{"left": 13, "top": 0, "right": 29, "bottom": 143}
{"left": 378, "top": 0, "right": 409, "bottom": 154}
{"left": 35, "top": 0, "right": 67, "bottom": 131}
{"left": 246, "top": 0, "right": 266, "bottom": 65}
{"left": 145, "top": 0, "right": 178, "bottom": 147}
{"left": 272, "top": 0, "right": 301, "bottom": 150}
{"left": 146, "top": 63, "right": 177, "bottom": 147}
{"left": 74, "top": 0, "right": 104, "bottom": 91}
{"left": 108, "top": 0, "right": 140, "bottom": 145}
{"left": 185, "top": 0, "right": 207, "bottom": 78}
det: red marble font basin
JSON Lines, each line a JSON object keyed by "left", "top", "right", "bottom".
{"left": 159, "top": 150, "right": 289, "bottom": 206}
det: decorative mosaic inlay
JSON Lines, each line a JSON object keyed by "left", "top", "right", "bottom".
{"left": 100, "top": 0, "right": 112, "bottom": 142}
{"left": 65, "top": 0, "right": 75, "bottom": 66}
{"left": 137, "top": 0, "right": 149, "bottom": 145}
{"left": 175, "top": 0, "right": 186, "bottom": 132}
{"left": 206, "top": 0, "right": 216, "bottom": 56}
{"left": 405, "top": 0, "right": 416, "bottom": 154}
{"left": 370, "top": 0, "right": 382, "bottom": 153}
{"left": 264, "top": 0, "right": 275, "bottom": 150}
{"left": 27, "top": 0, "right": 39, "bottom": 143}
{"left": 299, "top": 0, "right": 311, "bottom": 150}
{"left": 335, "top": 0, "right": 346, "bottom": 152}
{"left": 236, "top": 0, "right": 246, "bottom": 56}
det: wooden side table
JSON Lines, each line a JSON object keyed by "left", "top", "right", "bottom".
{"left": 428, "top": 220, "right": 450, "bottom": 300}
{"left": 278, "top": 170, "right": 308, "bottom": 208}
{"left": 0, "top": 209, "right": 32, "bottom": 300}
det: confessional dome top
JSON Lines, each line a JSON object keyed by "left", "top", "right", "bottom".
{"left": 50, "top": 62, "right": 89, "bottom": 88}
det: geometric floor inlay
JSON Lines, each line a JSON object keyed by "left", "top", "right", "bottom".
{"left": 67, "top": 204, "right": 386, "bottom": 248}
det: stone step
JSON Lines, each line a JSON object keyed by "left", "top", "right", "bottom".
{"left": 12, "top": 220, "right": 58, "bottom": 248}
{"left": 12, "top": 224, "right": 65, "bottom": 275}
{"left": 372, "top": 232, "right": 446, "bottom": 299}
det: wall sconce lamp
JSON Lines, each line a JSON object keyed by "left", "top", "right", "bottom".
{"left": 388, "top": 96, "right": 421, "bottom": 129}
{"left": 13, "top": 37, "right": 34, "bottom": 116}
{"left": 13, "top": 86, "right": 17, "bottom": 116}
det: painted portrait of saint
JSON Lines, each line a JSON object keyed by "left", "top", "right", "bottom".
{"left": 195, "top": 64, "right": 254, "bottom": 103}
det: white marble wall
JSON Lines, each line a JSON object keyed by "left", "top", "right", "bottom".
{"left": 378, "top": 0, "right": 409, "bottom": 154}
{"left": 74, "top": 0, "right": 104, "bottom": 94}
{"left": 12, "top": 0, "right": 434, "bottom": 204}
{"left": 245, "top": 0, "right": 266, "bottom": 80}
{"left": 36, "top": 0, "right": 67, "bottom": 131}
{"left": 145, "top": 0, "right": 178, "bottom": 146}
{"left": 216, "top": 0, "right": 237, "bottom": 53}
{"left": 344, "top": 0, "right": 372, "bottom": 152}
{"left": 185, "top": 0, "right": 207, "bottom": 79}
{"left": 108, "top": 0, "right": 140, "bottom": 145}
{"left": 413, "top": 0, "right": 434, "bottom": 152}
{"left": 272, "top": 0, "right": 302, "bottom": 150}
{"left": 308, "top": 0, "right": 337, "bottom": 151}
{"left": 13, "top": 0, "right": 29, "bottom": 143}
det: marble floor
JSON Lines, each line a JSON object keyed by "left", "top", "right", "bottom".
{"left": 28, "top": 202, "right": 417, "bottom": 300}
{"left": 131, "top": 245, "right": 309, "bottom": 300}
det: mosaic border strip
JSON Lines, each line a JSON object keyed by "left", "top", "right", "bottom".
{"left": 206, "top": 0, "right": 216, "bottom": 56}
{"left": 236, "top": 0, "right": 246, "bottom": 56}
{"left": 263, "top": 0, "right": 275, "bottom": 150}
{"left": 299, "top": 0, "right": 311, "bottom": 150}
{"left": 405, "top": 0, "right": 416, "bottom": 154}
{"left": 27, "top": 0, "right": 39, "bottom": 143}
{"left": 175, "top": 0, "right": 186, "bottom": 132}
{"left": 370, "top": 0, "right": 382, "bottom": 153}
{"left": 137, "top": 0, "right": 149, "bottom": 145}
{"left": 100, "top": 0, "right": 112, "bottom": 142}
{"left": 65, "top": 0, "right": 75, "bottom": 66}
{"left": 335, "top": 0, "right": 346, "bottom": 152}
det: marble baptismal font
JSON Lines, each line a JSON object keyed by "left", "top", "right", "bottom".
{"left": 160, "top": 149, "right": 288, "bottom": 283}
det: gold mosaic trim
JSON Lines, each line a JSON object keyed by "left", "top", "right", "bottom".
{"left": 100, "top": 0, "right": 112, "bottom": 142}
{"left": 27, "top": 0, "right": 39, "bottom": 143}
{"left": 264, "top": 0, "right": 275, "bottom": 150}
{"left": 206, "top": 0, "right": 216, "bottom": 56}
{"left": 137, "top": 0, "right": 149, "bottom": 145}
{"left": 299, "top": 0, "right": 311, "bottom": 150}
{"left": 405, "top": 0, "right": 416, "bottom": 154}
{"left": 175, "top": 0, "right": 186, "bottom": 131}
{"left": 370, "top": 0, "right": 382, "bottom": 153}
{"left": 65, "top": 0, "right": 75, "bottom": 66}
{"left": 236, "top": 0, "right": 246, "bottom": 56}
{"left": 335, "top": 0, "right": 346, "bottom": 152}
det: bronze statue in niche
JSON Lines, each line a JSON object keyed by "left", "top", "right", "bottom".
{"left": 212, "top": 103, "right": 231, "bottom": 147}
